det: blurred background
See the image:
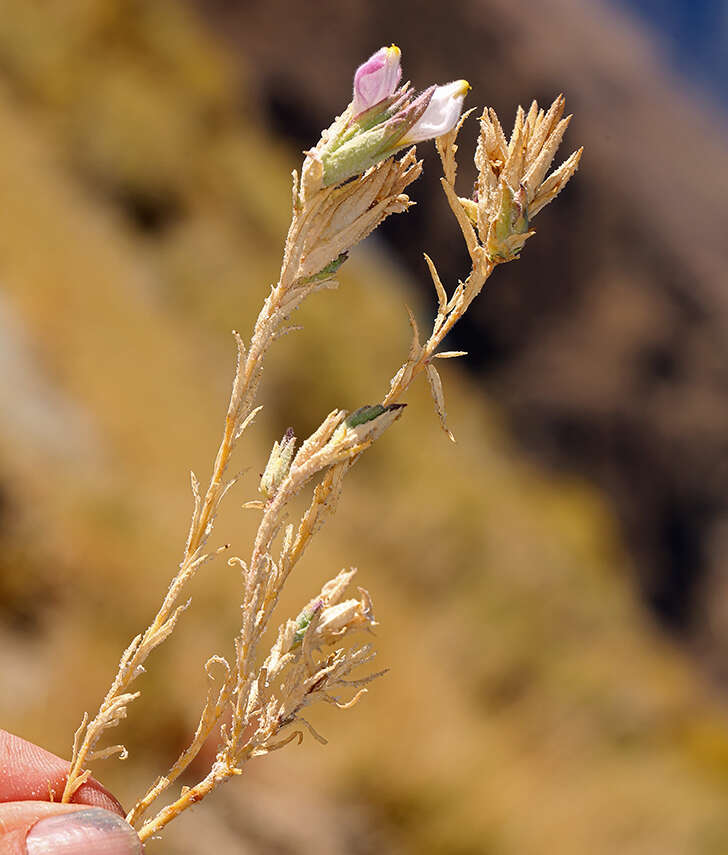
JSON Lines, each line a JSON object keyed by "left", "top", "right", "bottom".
{"left": 1, "top": 0, "right": 728, "bottom": 852}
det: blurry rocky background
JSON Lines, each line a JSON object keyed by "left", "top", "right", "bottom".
{"left": 1, "top": 1, "right": 728, "bottom": 853}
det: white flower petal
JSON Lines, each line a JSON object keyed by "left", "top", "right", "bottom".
{"left": 401, "top": 80, "right": 470, "bottom": 144}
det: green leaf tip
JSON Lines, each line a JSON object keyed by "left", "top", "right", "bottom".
{"left": 300, "top": 252, "right": 349, "bottom": 284}
{"left": 345, "top": 403, "right": 405, "bottom": 428}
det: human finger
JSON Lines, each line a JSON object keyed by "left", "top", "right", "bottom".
{"left": 0, "top": 802, "right": 142, "bottom": 855}
{"left": 0, "top": 730, "right": 122, "bottom": 815}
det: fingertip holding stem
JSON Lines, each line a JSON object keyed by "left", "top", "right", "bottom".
{"left": 26, "top": 808, "right": 143, "bottom": 855}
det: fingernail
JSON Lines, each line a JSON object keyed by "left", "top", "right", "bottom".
{"left": 27, "top": 808, "right": 142, "bottom": 855}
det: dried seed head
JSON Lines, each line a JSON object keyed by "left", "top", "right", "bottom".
{"left": 474, "top": 96, "right": 582, "bottom": 262}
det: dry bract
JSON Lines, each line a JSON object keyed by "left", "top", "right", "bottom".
{"left": 470, "top": 95, "right": 583, "bottom": 262}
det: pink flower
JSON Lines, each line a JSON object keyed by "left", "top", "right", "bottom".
{"left": 320, "top": 52, "right": 470, "bottom": 186}
{"left": 399, "top": 80, "right": 470, "bottom": 144}
{"left": 352, "top": 45, "right": 402, "bottom": 116}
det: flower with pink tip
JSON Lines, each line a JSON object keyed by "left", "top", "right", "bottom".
{"left": 400, "top": 80, "right": 470, "bottom": 144}
{"left": 352, "top": 45, "right": 402, "bottom": 116}
{"left": 319, "top": 51, "right": 469, "bottom": 186}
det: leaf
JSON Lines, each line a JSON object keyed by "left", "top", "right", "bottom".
{"left": 434, "top": 350, "right": 467, "bottom": 359}
{"left": 425, "top": 363, "right": 455, "bottom": 442}
{"left": 299, "top": 251, "right": 349, "bottom": 284}
{"left": 423, "top": 253, "right": 447, "bottom": 317}
{"left": 405, "top": 304, "right": 422, "bottom": 361}
{"left": 345, "top": 404, "right": 386, "bottom": 428}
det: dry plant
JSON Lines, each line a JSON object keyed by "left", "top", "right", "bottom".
{"left": 59, "top": 45, "right": 582, "bottom": 843}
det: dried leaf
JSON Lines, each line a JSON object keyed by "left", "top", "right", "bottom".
{"left": 243, "top": 500, "right": 266, "bottom": 510}
{"left": 405, "top": 305, "right": 422, "bottom": 361}
{"left": 424, "top": 253, "right": 448, "bottom": 317}
{"left": 425, "top": 363, "right": 455, "bottom": 442}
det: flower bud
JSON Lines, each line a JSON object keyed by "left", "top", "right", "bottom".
{"left": 352, "top": 45, "right": 402, "bottom": 116}
{"left": 321, "top": 88, "right": 433, "bottom": 187}
{"left": 291, "top": 568, "right": 376, "bottom": 650}
{"left": 292, "top": 599, "right": 323, "bottom": 647}
{"left": 259, "top": 428, "right": 296, "bottom": 500}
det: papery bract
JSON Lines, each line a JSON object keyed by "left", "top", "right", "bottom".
{"left": 352, "top": 45, "right": 402, "bottom": 116}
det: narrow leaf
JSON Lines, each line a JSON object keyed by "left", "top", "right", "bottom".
{"left": 423, "top": 253, "right": 447, "bottom": 316}
{"left": 405, "top": 304, "right": 422, "bottom": 360}
{"left": 425, "top": 363, "right": 455, "bottom": 442}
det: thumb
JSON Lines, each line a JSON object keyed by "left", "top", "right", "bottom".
{"left": 0, "top": 803, "right": 142, "bottom": 855}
